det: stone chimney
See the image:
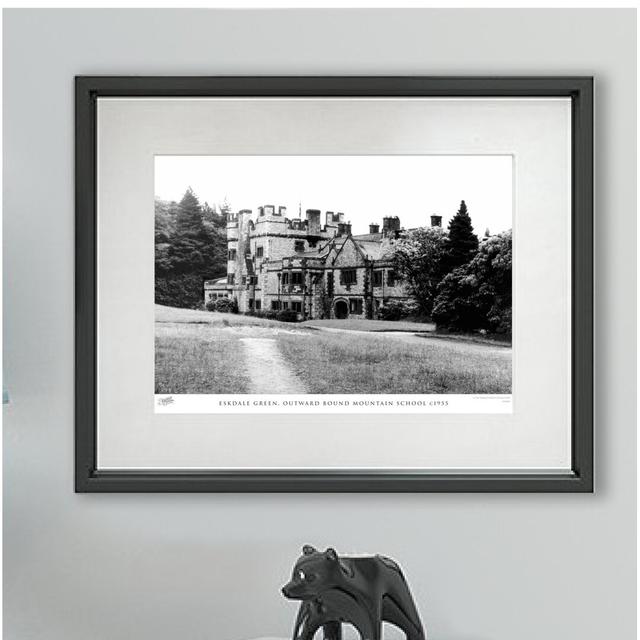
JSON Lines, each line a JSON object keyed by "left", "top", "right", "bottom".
{"left": 382, "top": 216, "right": 401, "bottom": 238}
{"left": 306, "top": 209, "right": 321, "bottom": 235}
{"left": 430, "top": 215, "right": 442, "bottom": 228}
{"left": 369, "top": 223, "right": 380, "bottom": 234}
{"left": 337, "top": 222, "right": 352, "bottom": 236}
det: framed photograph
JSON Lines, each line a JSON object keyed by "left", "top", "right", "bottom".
{"left": 76, "top": 76, "right": 593, "bottom": 492}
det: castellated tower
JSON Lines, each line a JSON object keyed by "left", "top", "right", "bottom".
{"left": 225, "top": 209, "right": 252, "bottom": 310}
{"left": 225, "top": 209, "right": 239, "bottom": 279}
{"left": 252, "top": 203, "right": 289, "bottom": 262}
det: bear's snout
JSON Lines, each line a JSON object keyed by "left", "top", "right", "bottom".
{"left": 281, "top": 582, "right": 294, "bottom": 598}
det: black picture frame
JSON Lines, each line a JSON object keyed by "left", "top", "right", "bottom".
{"left": 76, "top": 76, "right": 593, "bottom": 493}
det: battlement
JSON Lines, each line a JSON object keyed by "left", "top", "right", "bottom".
{"left": 228, "top": 206, "right": 442, "bottom": 240}
{"left": 257, "top": 204, "right": 287, "bottom": 217}
{"left": 226, "top": 208, "right": 252, "bottom": 226}
{"left": 325, "top": 211, "right": 345, "bottom": 226}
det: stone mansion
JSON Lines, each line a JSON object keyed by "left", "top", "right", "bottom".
{"left": 204, "top": 205, "right": 442, "bottom": 320}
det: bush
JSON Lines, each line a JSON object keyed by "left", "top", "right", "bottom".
{"left": 276, "top": 309, "right": 299, "bottom": 323}
{"left": 378, "top": 299, "right": 419, "bottom": 321}
{"left": 431, "top": 270, "right": 487, "bottom": 332}
{"left": 206, "top": 297, "right": 238, "bottom": 314}
{"left": 244, "top": 309, "right": 279, "bottom": 320}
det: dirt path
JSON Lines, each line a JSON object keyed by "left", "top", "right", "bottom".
{"left": 239, "top": 338, "right": 307, "bottom": 394}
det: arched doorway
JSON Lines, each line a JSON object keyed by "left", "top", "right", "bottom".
{"left": 334, "top": 299, "right": 348, "bottom": 319}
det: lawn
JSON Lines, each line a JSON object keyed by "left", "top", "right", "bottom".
{"left": 156, "top": 304, "right": 284, "bottom": 329}
{"left": 155, "top": 305, "right": 311, "bottom": 394}
{"left": 155, "top": 305, "right": 512, "bottom": 395}
{"left": 155, "top": 306, "right": 261, "bottom": 393}
{"left": 301, "top": 318, "right": 435, "bottom": 332}
{"left": 277, "top": 331, "right": 511, "bottom": 394}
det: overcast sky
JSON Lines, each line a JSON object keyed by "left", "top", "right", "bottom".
{"left": 155, "top": 155, "right": 512, "bottom": 236}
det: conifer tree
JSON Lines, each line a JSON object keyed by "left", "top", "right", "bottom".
{"left": 202, "top": 201, "right": 226, "bottom": 229}
{"left": 443, "top": 200, "right": 479, "bottom": 270}
{"left": 155, "top": 187, "right": 228, "bottom": 309}
{"left": 175, "top": 187, "right": 204, "bottom": 237}
{"left": 219, "top": 196, "right": 232, "bottom": 218}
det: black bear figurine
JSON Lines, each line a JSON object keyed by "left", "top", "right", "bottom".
{"left": 282, "top": 545, "right": 426, "bottom": 640}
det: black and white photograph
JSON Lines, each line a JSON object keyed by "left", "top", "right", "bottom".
{"left": 154, "top": 155, "right": 513, "bottom": 413}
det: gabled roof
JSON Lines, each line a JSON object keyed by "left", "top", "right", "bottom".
{"left": 353, "top": 240, "right": 387, "bottom": 260}
{"left": 352, "top": 232, "right": 383, "bottom": 242}
{"left": 284, "top": 233, "right": 392, "bottom": 264}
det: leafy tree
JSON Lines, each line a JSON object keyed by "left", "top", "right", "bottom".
{"left": 443, "top": 200, "right": 479, "bottom": 271}
{"left": 154, "top": 198, "right": 178, "bottom": 244}
{"left": 391, "top": 226, "right": 447, "bottom": 315}
{"left": 432, "top": 230, "right": 512, "bottom": 334}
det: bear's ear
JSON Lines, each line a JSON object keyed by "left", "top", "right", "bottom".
{"left": 325, "top": 547, "right": 338, "bottom": 562}
{"left": 302, "top": 545, "right": 316, "bottom": 555}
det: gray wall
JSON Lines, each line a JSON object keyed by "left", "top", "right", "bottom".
{"left": 3, "top": 9, "right": 636, "bottom": 640}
